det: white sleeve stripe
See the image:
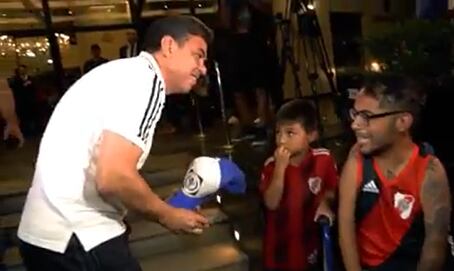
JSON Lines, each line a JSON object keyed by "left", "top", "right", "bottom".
{"left": 313, "top": 148, "right": 330, "bottom": 153}
{"left": 263, "top": 157, "right": 274, "bottom": 166}
{"left": 137, "top": 74, "right": 159, "bottom": 139}
{"left": 140, "top": 82, "right": 162, "bottom": 142}
{"left": 313, "top": 151, "right": 330, "bottom": 156}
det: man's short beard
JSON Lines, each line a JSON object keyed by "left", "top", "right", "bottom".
{"left": 364, "top": 142, "right": 393, "bottom": 157}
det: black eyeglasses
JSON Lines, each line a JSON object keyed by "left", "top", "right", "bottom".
{"left": 349, "top": 108, "right": 407, "bottom": 127}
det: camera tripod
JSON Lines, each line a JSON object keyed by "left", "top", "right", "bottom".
{"left": 276, "top": 0, "right": 342, "bottom": 140}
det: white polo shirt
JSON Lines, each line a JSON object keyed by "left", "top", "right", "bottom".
{"left": 17, "top": 52, "right": 166, "bottom": 253}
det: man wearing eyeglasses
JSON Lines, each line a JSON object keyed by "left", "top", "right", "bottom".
{"left": 338, "top": 75, "right": 451, "bottom": 271}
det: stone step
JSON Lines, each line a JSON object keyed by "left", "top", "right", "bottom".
{"left": 0, "top": 153, "right": 193, "bottom": 215}
{"left": 0, "top": 180, "right": 29, "bottom": 199}
{"left": 218, "top": 193, "right": 261, "bottom": 219}
{"left": 238, "top": 236, "right": 263, "bottom": 271}
{"left": 0, "top": 192, "right": 27, "bottom": 216}
{"left": 141, "top": 167, "right": 186, "bottom": 188}
{"left": 131, "top": 221, "right": 233, "bottom": 259}
{"left": 142, "top": 152, "right": 194, "bottom": 172}
{"left": 149, "top": 135, "right": 202, "bottom": 156}
{"left": 0, "top": 166, "right": 33, "bottom": 184}
{"left": 0, "top": 207, "right": 226, "bottom": 241}
{"left": 2, "top": 246, "right": 22, "bottom": 270}
{"left": 129, "top": 208, "right": 231, "bottom": 258}
{"left": 2, "top": 207, "right": 233, "bottom": 270}
{"left": 139, "top": 242, "right": 248, "bottom": 271}
{"left": 0, "top": 213, "right": 21, "bottom": 230}
{"left": 0, "top": 178, "right": 183, "bottom": 216}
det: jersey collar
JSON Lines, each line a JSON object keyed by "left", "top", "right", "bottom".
{"left": 139, "top": 51, "right": 166, "bottom": 91}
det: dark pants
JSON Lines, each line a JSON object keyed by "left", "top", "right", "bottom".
{"left": 264, "top": 267, "right": 321, "bottom": 271}
{"left": 19, "top": 233, "right": 141, "bottom": 271}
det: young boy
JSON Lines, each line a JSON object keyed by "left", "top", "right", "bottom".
{"left": 259, "top": 99, "right": 338, "bottom": 271}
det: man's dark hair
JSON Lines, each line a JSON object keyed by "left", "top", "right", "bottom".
{"left": 91, "top": 44, "right": 100, "bottom": 51}
{"left": 142, "top": 15, "right": 213, "bottom": 52}
{"left": 362, "top": 74, "right": 426, "bottom": 117}
{"left": 276, "top": 99, "right": 318, "bottom": 132}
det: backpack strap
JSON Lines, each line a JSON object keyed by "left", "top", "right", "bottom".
{"left": 354, "top": 156, "right": 382, "bottom": 222}
{"left": 418, "top": 142, "right": 434, "bottom": 157}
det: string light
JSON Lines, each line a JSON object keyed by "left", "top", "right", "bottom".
{"left": 0, "top": 34, "right": 70, "bottom": 58}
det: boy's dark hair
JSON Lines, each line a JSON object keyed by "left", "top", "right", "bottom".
{"left": 362, "top": 74, "right": 426, "bottom": 118}
{"left": 143, "top": 15, "right": 213, "bottom": 52}
{"left": 276, "top": 99, "right": 318, "bottom": 132}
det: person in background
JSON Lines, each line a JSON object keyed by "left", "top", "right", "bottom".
{"left": 0, "top": 77, "right": 24, "bottom": 147}
{"left": 83, "top": 44, "right": 109, "bottom": 74}
{"left": 8, "top": 65, "right": 37, "bottom": 137}
{"left": 120, "top": 29, "right": 139, "bottom": 58}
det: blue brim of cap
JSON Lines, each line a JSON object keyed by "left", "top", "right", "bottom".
{"left": 167, "top": 191, "right": 206, "bottom": 210}
{"left": 218, "top": 158, "right": 246, "bottom": 194}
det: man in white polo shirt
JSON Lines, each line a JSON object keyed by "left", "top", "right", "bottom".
{"left": 17, "top": 15, "right": 212, "bottom": 271}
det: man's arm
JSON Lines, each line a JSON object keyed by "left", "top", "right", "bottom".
{"left": 338, "top": 147, "right": 362, "bottom": 271}
{"left": 95, "top": 130, "right": 208, "bottom": 233}
{"left": 417, "top": 157, "right": 451, "bottom": 271}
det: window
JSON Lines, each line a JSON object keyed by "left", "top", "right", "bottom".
{"left": 141, "top": 0, "right": 218, "bottom": 17}
{"left": 49, "top": 0, "right": 132, "bottom": 27}
{"left": 0, "top": 0, "right": 45, "bottom": 31}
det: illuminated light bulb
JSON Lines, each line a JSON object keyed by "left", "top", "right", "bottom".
{"left": 370, "top": 61, "right": 381, "bottom": 72}
{"left": 25, "top": 50, "right": 36, "bottom": 57}
{"left": 234, "top": 230, "right": 240, "bottom": 241}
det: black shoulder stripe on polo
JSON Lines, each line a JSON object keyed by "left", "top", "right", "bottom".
{"left": 137, "top": 74, "right": 158, "bottom": 139}
{"left": 142, "top": 81, "right": 163, "bottom": 142}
